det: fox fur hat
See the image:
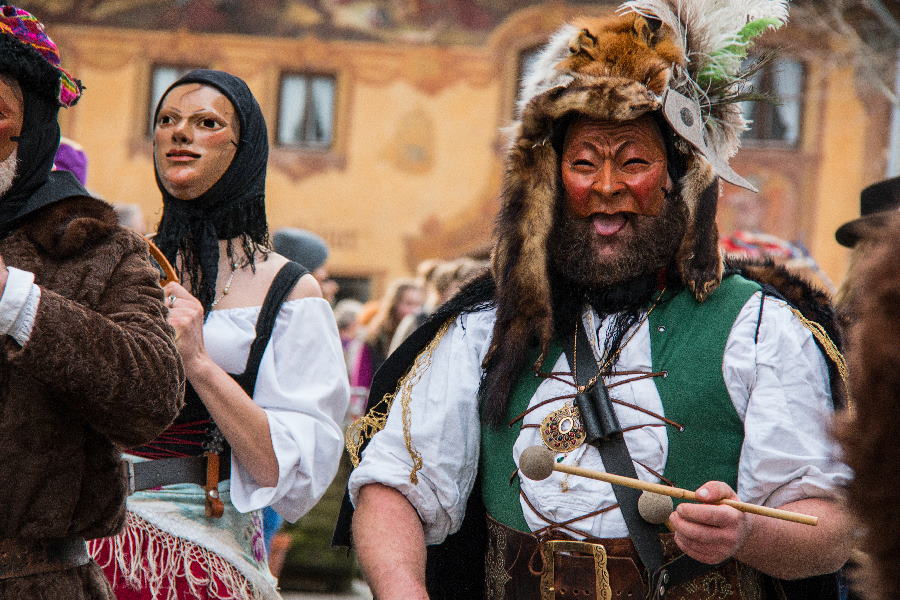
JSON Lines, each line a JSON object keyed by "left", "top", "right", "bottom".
{"left": 486, "top": 0, "right": 787, "bottom": 373}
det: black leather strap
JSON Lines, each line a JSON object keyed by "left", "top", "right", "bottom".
{"left": 563, "top": 317, "right": 720, "bottom": 597}
{"left": 236, "top": 261, "right": 307, "bottom": 396}
{"left": 562, "top": 319, "right": 664, "bottom": 576}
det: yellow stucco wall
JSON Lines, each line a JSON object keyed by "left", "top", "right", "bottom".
{"left": 52, "top": 26, "right": 507, "bottom": 294}
{"left": 807, "top": 66, "right": 869, "bottom": 286}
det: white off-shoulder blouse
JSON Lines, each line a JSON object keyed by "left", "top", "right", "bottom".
{"left": 205, "top": 296, "right": 350, "bottom": 522}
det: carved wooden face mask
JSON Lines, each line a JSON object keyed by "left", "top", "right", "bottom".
{"left": 153, "top": 83, "right": 239, "bottom": 201}
{"left": 0, "top": 75, "right": 23, "bottom": 163}
{"left": 561, "top": 115, "right": 671, "bottom": 238}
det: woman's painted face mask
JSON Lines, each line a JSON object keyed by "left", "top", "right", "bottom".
{"left": 153, "top": 83, "right": 239, "bottom": 200}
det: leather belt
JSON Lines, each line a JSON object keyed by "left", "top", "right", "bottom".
{"left": 123, "top": 455, "right": 230, "bottom": 494}
{"left": 0, "top": 536, "right": 90, "bottom": 580}
{"left": 486, "top": 516, "right": 761, "bottom": 600}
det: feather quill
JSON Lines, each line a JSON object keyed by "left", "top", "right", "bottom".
{"left": 619, "top": 0, "right": 788, "bottom": 158}
{"left": 619, "top": 0, "right": 788, "bottom": 81}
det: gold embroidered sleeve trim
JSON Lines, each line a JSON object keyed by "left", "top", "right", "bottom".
{"left": 345, "top": 319, "right": 454, "bottom": 485}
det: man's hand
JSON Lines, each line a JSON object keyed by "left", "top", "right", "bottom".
{"left": 669, "top": 481, "right": 753, "bottom": 565}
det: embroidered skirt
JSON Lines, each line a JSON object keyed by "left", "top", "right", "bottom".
{"left": 88, "top": 479, "right": 278, "bottom": 600}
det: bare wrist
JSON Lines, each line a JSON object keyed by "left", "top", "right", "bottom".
{"left": 184, "top": 353, "right": 215, "bottom": 381}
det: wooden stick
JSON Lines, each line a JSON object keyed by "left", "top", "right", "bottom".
{"left": 553, "top": 463, "right": 819, "bottom": 526}
{"left": 145, "top": 237, "right": 179, "bottom": 286}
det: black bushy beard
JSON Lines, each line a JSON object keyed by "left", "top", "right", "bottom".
{"left": 547, "top": 192, "right": 688, "bottom": 366}
{"left": 548, "top": 189, "right": 687, "bottom": 291}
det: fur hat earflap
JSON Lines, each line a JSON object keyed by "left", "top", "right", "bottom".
{"left": 676, "top": 155, "right": 722, "bottom": 301}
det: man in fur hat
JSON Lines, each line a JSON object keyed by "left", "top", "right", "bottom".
{"left": 0, "top": 6, "right": 184, "bottom": 598}
{"left": 337, "top": 3, "right": 851, "bottom": 599}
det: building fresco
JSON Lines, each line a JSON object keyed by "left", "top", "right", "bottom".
{"left": 26, "top": 0, "right": 594, "bottom": 43}
{"left": 15, "top": 0, "right": 897, "bottom": 296}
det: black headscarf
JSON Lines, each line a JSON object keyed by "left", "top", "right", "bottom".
{"left": 0, "top": 35, "right": 90, "bottom": 237}
{"left": 153, "top": 69, "right": 269, "bottom": 314}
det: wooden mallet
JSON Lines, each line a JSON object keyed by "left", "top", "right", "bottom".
{"left": 519, "top": 446, "right": 818, "bottom": 526}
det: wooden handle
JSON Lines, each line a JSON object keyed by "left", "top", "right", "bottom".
{"left": 144, "top": 237, "right": 178, "bottom": 286}
{"left": 554, "top": 463, "right": 818, "bottom": 526}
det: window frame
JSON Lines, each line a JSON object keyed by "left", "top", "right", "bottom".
{"left": 275, "top": 71, "right": 338, "bottom": 150}
{"left": 147, "top": 64, "right": 206, "bottom": 138}
{"left": 741, "top": 55, "right": 807, "bottom": 148}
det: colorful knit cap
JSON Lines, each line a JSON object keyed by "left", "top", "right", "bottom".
{"left": 0, "top": 5, "right": 82, "bottom": 107}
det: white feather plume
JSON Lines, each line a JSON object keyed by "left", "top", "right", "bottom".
{"left": 618, "top": 0, "right": 788, "bottom": 79}
{"left": 515, "top": 24, "right": 578, "bottom": 119}
{"left": 619, "top": 0, "right": 788, "bottom": 158}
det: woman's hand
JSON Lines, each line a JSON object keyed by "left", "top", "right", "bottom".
{"left": 163, "top": 281, "right": 209, "bottom": 376}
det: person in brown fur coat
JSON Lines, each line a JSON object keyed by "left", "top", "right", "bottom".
{"left": 0, "top": 6, "right": 184, "bottom": 599}
{"left": 836, "top": 213, "right": 900, "bottom": 600}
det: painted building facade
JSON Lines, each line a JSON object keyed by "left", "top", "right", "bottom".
{"left": 24, "top": 0, "right": 894, "bottom": 298}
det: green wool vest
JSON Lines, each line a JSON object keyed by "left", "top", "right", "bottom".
{"left": 481, "top": 275, "right": 761, "bottom": 530}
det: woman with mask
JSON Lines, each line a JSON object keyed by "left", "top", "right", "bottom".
{"left": 89, "top": 70, "right": 349, "bottom": 600}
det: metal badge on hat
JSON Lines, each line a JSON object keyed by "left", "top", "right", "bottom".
{"left": 661, "top": 88, "right": 756, "bottom": 192}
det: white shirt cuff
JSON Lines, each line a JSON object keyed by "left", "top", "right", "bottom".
{"left": 0, "top": 267, "right": 40, "bottom": 346}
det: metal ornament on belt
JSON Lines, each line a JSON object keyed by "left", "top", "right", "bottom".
{"left": 540, "top": 403, "right": 586, "bottom": 453}
{"left": 540, "top": 540, "right": 612, "bottom": 600}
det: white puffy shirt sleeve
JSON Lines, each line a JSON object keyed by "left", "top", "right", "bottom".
{"left": 724, "top": 292, "right": 851, "bottom": 508}
{"left": 347, "top": 309, "right": 494, "bottom": 545}
{"left": 229, "top": 297, "right": 350, "bottom": 522}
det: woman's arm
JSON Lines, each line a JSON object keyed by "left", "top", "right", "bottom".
{"left": 164, "top": 275, "right": 322, "bottom": 489}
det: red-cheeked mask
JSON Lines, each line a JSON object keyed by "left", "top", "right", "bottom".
{"left": 561, "top": 115, "right": 671, "bottom": 234}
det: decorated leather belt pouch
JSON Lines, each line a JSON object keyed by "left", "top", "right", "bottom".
{"left": 486, "top": 516, "right": 757, "bottom": 600}
{"left": 0, "top": 536, "right": 90, "bottom": 579}
{"left": 122, "top": 454, "right": 230, "bottom": 494}
{"left": 487, "top": 516, "right": 646, "bottom": 600}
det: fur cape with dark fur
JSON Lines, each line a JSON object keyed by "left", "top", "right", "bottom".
{"left": 0, "top": 195, "right": 184, "bottom": 600}
{"left": 836, "top": 214, "right": 900, "bottom": 600}
{"left": 335, "top": 261, "right": 846, "bottom": 599}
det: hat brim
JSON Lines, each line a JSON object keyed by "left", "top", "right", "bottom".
{"left": 835, "top": 212, "right": 895, "bottom": 248}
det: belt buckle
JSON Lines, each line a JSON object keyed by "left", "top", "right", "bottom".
{"left": 540, "top": 539, "right": 612, "bottom": 600}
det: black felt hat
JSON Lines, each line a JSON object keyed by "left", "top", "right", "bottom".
{"left": 272, "top": 227, "right": 328, "bottom": 271}
{"left": 836, "top": 176, "right": 900, "bottom": 247}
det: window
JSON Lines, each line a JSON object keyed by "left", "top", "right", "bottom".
{"left": 148, "top": 65, "right": 203, "bottom": 136}
{"left": 741, "top": 57, "right": 805, "bottom": 145}
{"left": 277, "top": 73, "right": 336, "bottom": 148}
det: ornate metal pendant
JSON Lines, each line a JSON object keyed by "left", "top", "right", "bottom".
{"left": 540, "top": 403, "right": 586, "bottom": 453}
